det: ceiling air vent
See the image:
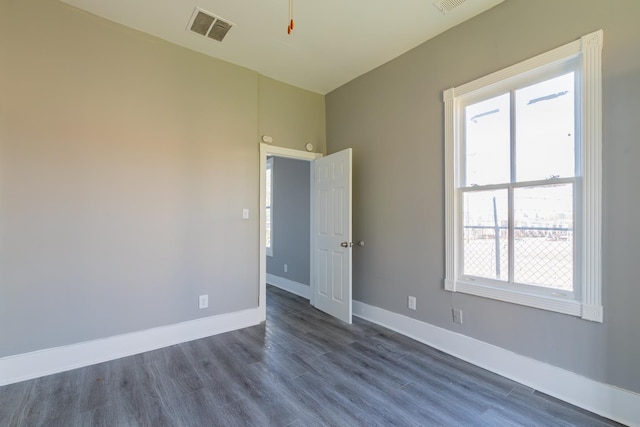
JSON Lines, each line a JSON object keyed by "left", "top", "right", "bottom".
{"left": 433, "top": 0, "right": 467, "bottom": 15}
{"left": 188, "top": 8, "right": 234, "bottom": 42}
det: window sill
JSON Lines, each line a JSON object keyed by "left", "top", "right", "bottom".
{"left": 446, "top": 278, "right": 603, "bottom": 321}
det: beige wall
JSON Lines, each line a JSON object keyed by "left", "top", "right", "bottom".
{"left": 0, "top": 0, "right": 325, "bottom": 357}
{"left": 258, "top": 76, "right": 326, "bottom": 154}
{"left": 326, "top": 0, "right": 640, "bottom": 393}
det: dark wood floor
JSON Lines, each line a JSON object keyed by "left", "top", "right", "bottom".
{"left": 0, "top": 285, "right": 621, "bottom": 426}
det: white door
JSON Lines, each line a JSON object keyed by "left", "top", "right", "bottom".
{"left": 312, "top": 148, "right": 352, "bottom": 324}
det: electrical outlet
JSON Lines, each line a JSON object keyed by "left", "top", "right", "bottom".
{"left": 284, "top": 264, "right": 288, "bottom": 273}
{"left": 199, "top": 294, "right": 209, "bottom": 309}
{"left": 452, "top": 308, "right": 463, "bottom": 324}
{"left": 408, "top": 296, "right": 417, "bottom": 310}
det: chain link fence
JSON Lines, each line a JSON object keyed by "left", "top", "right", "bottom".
{"left": 463, "top": 225, "right": 573, "bottom": 290}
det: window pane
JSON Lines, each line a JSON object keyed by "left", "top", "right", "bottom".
{"left": 513, "top": 184, "right": 573, "bottom": 290}
{"left": 266, "top": 207, "right": 272, "bottom": 248}
{"left": 464, "top": 93, "right": 511, "bottom": 186}
{"left": 266, "top": 167, "right": 272, "bottom": 207}
{"left": 463, "top": 189, "right": 509, "bottom": 280}
{"left": 515, "top": 73, "right": 575, "bottom": 182}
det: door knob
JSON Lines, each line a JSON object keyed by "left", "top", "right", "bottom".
{"left": 340, "top": 241, "right": 354, "bottom": 248}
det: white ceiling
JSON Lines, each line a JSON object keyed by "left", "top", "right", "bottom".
{"left": 60, "top": 0, "right": 504, "bottom": 94}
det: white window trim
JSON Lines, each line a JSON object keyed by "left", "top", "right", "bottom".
{"left": 266, "top": 156, "right": 274, "bottom": 257}
{"left": 443, "top": 30, "right": 603, "bottom": 322}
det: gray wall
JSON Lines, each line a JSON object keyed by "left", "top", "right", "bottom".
{"left": 326, "top": 0, "right": 640, "bottom": 393}
{"left": 267, "top": 157, "right": 311, "bottom": 286}
{"left": 259, "top": 76, "right": 326, "bottom": 155}
{"left": 0, "top": 0, "right": 324, "bottom": 357}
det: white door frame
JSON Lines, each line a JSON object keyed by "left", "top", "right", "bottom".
{"left": 258, "top": 143, "right": 322, "bottom": 321}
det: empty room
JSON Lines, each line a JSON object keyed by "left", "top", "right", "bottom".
{"left": 1, "top": 0, "right": 639, "bottom": 425}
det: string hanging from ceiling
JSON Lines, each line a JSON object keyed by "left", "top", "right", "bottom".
{"left": 287, "top": 0, "right": 294, "bottom": 34}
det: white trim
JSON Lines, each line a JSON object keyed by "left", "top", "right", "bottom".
{"left": 579, "top": 30, "right": 603, "bottom": 322}
{"left": 455, "top": 280, "right": 581, "bottom": 316}
{"left": 443, "top": 87, "right": 457, "bottom": 292}
{"left": 353, "top": 300, "right": 639, "bottom": 427}
{"left": 0, "top": 308, "right": 262, "bottom": 386}
{"left": 309, "top": 162, "right": 316, "bottom": 306}
{"left": 453, "top": 40, "right": 581, "bottom": 99}
{"left": 266, "top": 273, "right": 311, "bottom": 300}
{"left": 443, "top": 30, "right": 603, "bottom": 321}
{"left": 265, "top": 156, "right": 274, "bottom": 257}
{"left": 259, "top": 144, "right": 321, "bottom": 319}
{"left": 260, "top": 143, "right": 323, "bottom": 160}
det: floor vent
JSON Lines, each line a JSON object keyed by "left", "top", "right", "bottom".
{"left": 433, "top": 0, "right": 467, "bottom": 14}
{"left": 188, "top": 8, "right": 233, "bottom": 42}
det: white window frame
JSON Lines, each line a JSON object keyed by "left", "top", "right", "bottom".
{"left": 266, "top": 156, "right": 274, "bottom": 257}
{"left": 443, "top": 30, "right": 603, "bottom": 322}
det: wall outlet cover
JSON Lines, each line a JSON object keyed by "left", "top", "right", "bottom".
{"left": 452, "top": 308, "right": 463, "bottom": 324}
{"left": 199, "top": 294, "right": 209, "bottom": 309}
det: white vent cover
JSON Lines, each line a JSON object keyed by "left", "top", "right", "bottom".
{"left": 433, "top": 0, "right": 467, "bottom": 14}
{"left": 187, "top": 8, "right": 234, "bottom": 42}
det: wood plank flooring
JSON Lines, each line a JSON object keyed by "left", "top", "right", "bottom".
{"left": 0, "top": 285, "right": 622, "bottom": 426}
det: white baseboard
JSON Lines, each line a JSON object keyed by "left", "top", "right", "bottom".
{"left": 3, "top": 297, "right": 636, "bottom": 426}
{"left": 353, "top": 300, "right": 639, "bottom": 427}
{"left": 267, "top": 273, "right": 310, "bottom": 299}
{"left": 0, "top": 308, "right": 262, "bottom": 386}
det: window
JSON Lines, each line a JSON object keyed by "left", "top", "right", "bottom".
{"left": 443, "top": 30, "right": 603, "bottom": 321}
{"left": 266, "top": 156, "right": 274, "bottom": 257}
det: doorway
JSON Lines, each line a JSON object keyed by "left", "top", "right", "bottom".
{"left": 259, "top": 143, "right": 353, "bottom": 324}
{"left": 266, "top": 155, "right": 312, "bottom": 299}
{"left": 258, "top": 144, "right": 321, "bottom": 321}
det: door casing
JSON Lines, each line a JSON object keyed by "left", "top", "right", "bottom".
{"left": 259, "top": 143, "right": 322, "bottom": 320}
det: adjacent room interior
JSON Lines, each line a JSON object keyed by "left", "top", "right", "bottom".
{"left": 1, "top": 0, "right": 639, "bottom": 425}
{"left": 265, "top": 155, "right": 311, "bottom": 301}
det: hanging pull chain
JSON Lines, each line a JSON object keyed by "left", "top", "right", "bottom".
{"left": 287, "top": 0, "right": 294, "bottom": 34}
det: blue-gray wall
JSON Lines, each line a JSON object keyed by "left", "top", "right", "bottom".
{"left": 267, "top": 157, "right": 311, "bottom": 286}
{"left": 326, "top": 0, "right": 640, "bottom": 393}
